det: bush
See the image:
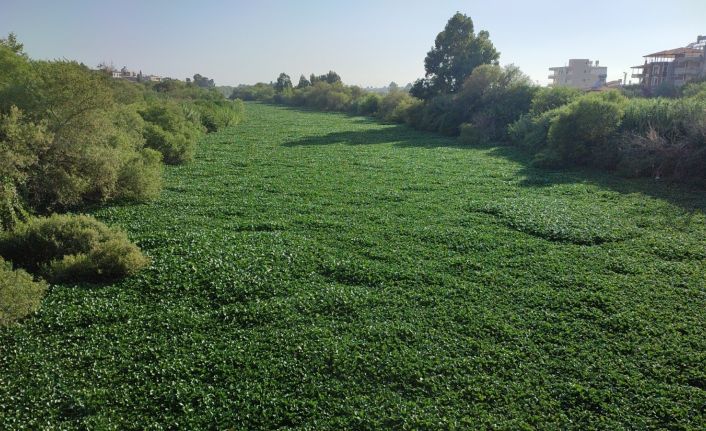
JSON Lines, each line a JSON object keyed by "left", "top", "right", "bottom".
{"left": 0, "top": 182, "right": 29, "bottom": 230}
{"left": 529, "top": 87, "right": 582, "bottom": 115}
{"left": 507, "top": 109, "right": 563, "bottom": 151}
{"left": 377, "top": 91, "right": 419, "bottom": 123}
{"left": 617, "top": 128, "right": 687, "bottom": 178}
{"left": 116, "top": 148, "right": 163, "bottom": 201}
{"left": 621, "top": 97, "right": 704, "bottom": 143}
{"left": 1, "top": 103, "right": 163, "bottom": 212}
{"left": 681, "top": 81, "right": 706, "bottom": 100}
{"left": 539, "top": 92, "right": 626, "bottom": 167}
{"left": 354, "top": 93, "right": 382, "bottom": 116}
{"left": 413, "top": 94, "right": 461, "bottom": 134}
{"left": 0, "top": 213, "right": 149, "bottom": 282}
{"left": 459, "top": 123, "right": 487, "bottom": 145}
{"left": 0, "top": 53, "right": 165, "bottom": 212}
{"left": 142, "top": 123, "right": 193, "bottom": 164}
{"left": 139, "top": 101, "right": 204, "bottom": 164}
{"left": 230, "top": 83, "right": 275, "bottom": 102}
{"left": 0, "top": 257, "right": 47, "bottom": 326}
{"left": 194, "top": 100, "right": 244, "bottom": 132}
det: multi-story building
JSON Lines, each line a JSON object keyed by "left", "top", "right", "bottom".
{"left": 631, "top": 36, "right": 705, "bottom": 92}
{"left": 548, "top": 59, "right": 607, "bottom": 90}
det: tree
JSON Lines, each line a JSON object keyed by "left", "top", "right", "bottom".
{"left": 0, "top": 33, "right": 25, "bottom": 56}
{"left": 410, "top": 13, "right": 499, "bottom": 99}
{"left": 193, "top": 74, "right": 215, "bottom": 88}
{"left": 310, "top": 71, "right": 342, "bottom": 85}
{"left": 388, "top": 81, "right": 399, "bottom": 92}
{"left": 296, "top": 74, "right": 311, "bottom": 89}
{"left": 274, "top": 73, "right": 293, "bottom": 93}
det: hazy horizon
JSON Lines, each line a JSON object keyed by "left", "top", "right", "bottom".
{"left": 2, "top": 0, "right": 705, "bottom": 88}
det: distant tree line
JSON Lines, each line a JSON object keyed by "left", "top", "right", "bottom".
{"left": 231, "top": 12, "right": 706, "bottom": 185}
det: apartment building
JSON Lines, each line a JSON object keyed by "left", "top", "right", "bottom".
{"left": 631, "top": 35, "right": 706, "bottom": 92}
{"left": 548, "top": 59, "right": 607, "bottom": 90}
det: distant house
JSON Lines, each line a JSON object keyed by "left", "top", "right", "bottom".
{"left": 631, "top": 36, "right": 706, "bottom": 92}
{"left": 548, "top": 59, "right": 607, "bottom": 90}
{"left": 103, "top": 66, "right": 162, "bottom": 82}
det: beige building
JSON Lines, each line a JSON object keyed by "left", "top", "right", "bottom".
{"left": 548, "top": 59, "right": 608, "bottom": 90}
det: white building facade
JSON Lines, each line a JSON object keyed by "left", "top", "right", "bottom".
{"left": 548, "top": 59, "right": 608, "bottom": 90}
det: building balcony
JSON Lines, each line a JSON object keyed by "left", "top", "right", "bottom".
{"left": 674, "top": 67, "right": 702, "bottom": 76}
{"left": 631, "top": 73, "right": 644, "bottom": 78}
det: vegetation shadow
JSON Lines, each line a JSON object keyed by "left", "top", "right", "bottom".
{"left": 283, "top": 123, "right": 466, "bottom": 150}
{"left": 283, "top": 119, "right": 706, "bottom": 213}
{"left": 488, "top": 145, "right": 706, "bottom": 214}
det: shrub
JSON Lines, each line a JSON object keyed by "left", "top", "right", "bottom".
{"left": 412, "top": 94, "right": 460, "bottom": 134}
{"left": 354, "top": 93, "right": 382, "bottom": 116}
{"left": 617, "top": 128, "right": 686, "bottom": 178}
{"left": 539, "top": 92, "right": 626, "bottom": 167}
{"left": 0, "top": 182, "right": 29, "bottom": 230}
{"left": 621, "top": 97, "right": 704, "bottom": 143}
{"left": 0, "top": 257, "right": 47, "bottom": 326}
{"left": 139, "top": 101, "right": 204, "bottom": 164}
{"left": 459, "top": 123, "right": 487, "bottom": 145}
{"left": 142, "top": 124, "right": 193, "bottom": 164}
{"left": 529, "top": 87, "right": 582, "bottom": 115}
{"left": 0, "top": 213, "right": 148, "bottom": 282}
{"left": 377, "top": 91, "right": 419, "bottom": 123}
{"left": 507, "top": 109, "right": 563, "bottom": 151}
{"left": 0, "top": 57, "right": 164, "bottom": 211}
{"left": 1, "top": 104, "right": 162, "bottom": 212}
{"left": 321, "top": 86, "right": 352, "bottom": 111}
{"left": 230, "top": 83, "right": 275, "bottom": 102}
{"left": 193, "top": 100, "right": 244, "bottom": 132}
{"left": 116, "top": 148, "right": 163, "bottom": 201}
{"left": 681, "top": 81, "right": 706, "bottom": 100}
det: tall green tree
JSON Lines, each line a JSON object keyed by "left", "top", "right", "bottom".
{"left": 192, "top": 74, "right": 215, "bottom": 88}
{"left": 275, "top": 73, "right": 293, "bottom": 93}
{"left": 296, "top": 74, "right": 311, "bottom": 89}
{"left": 0, "top": 33, "right": 25, "bottom": 56}
{"left": 411, "top": 13, "right": 499, "bottom": 99}
{"left": 309, "top": 71, "right": 342, "bottom": 85}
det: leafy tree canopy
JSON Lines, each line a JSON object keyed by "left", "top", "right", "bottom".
{"left": 310, "top": 71, "right": 342, "bottom": 85}
{"left": 411, "top": 12, "right": 499, "bottom": 99}
{"left": 0, "top": 33, "right": 25, "bottom": 56}
{"left": 275, "top": 73, "right": 293, "bottom": 93}
{"left": 193, "top": 74, "right": 215, "bottom": 88}
{"left": 296, "top": 75, "right": 311, "bottom": 89}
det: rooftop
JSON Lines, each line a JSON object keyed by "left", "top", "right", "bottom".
{"left": 644, "top": 47, "right": 704, "bottom": 58}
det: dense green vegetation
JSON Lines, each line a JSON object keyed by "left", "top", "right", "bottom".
{"left": 510, "top": 86, "right": 706, "bottom": 181}
{"left": 0, "top": 257, "right": 47, "bottom": 327}
{"left": 234, "top": 13, "right": 706, "bottom": 185}
{"left": 1, "top": 103, "right": 703, "bottom": 429}
{"left": 0, "top": 34, "right": 244, "bottom": 324}
{"left": 0, "top": 214, "right": 149, "bottom": 283}
{"left": 0, "top": 34, "right": 244, "bottom": 223}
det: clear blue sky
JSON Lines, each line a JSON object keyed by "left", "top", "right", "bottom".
{"left": 2, "top": 0, "right": 705, "bottom": 87}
